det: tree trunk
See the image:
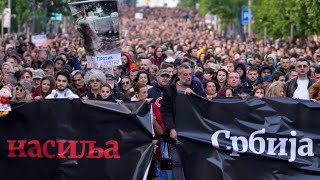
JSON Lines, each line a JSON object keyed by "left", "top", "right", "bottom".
{"left": 17, "top": 19, "right": 21, "bottom": 33}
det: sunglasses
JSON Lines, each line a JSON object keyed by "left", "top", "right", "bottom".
{"left": 15, "top": 87, "right": 24, "bottom": 92}
{"left": 121, "top": 81, "right": 130, "bottom": 85}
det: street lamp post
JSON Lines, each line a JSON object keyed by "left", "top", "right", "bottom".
{"left": 248, "top": 0, "right": 252, "bottom": 41}
{"left": 8, "top": 0, "right": 10, "bottom": 34}
{"left": 32, "top": 0, "right": 36, "bottom": 34}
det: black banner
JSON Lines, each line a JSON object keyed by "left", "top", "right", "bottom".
{"left": 0, "top": 100, "right": 153, "bottom": 180}
{"left": 2, "top": 96, "right": 320, "bottom": 180}
{"left": 175, "top": 94, "right": 320, "bottom": 180}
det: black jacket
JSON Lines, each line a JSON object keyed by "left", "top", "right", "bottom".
{"left": 242, "top": 80, "right": 260, "bottom": 96}
{"left": 284, "top": 77, "right": 315, "bottom": 97}
{"left": 148, "top": 83, "right": 165, "bottom": 106}
{"left": 160, "top": 78, "right": 205, "bottom": 133}
{"left": 81, "top": 91, "right": 101, "bottom": 100}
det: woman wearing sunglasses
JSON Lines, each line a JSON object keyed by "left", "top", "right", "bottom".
{"left": 81, "top": 69, "right": 106, "bottom": 100}
{"left": 12, "top": 81, "right": 33, "bottom": 103}
{"left": 119, "top": 76, "right": 133, "bottom": 100}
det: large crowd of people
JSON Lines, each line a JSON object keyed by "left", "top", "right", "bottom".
{"left": 1, "top": 5, "right": 320, "bottom": 180}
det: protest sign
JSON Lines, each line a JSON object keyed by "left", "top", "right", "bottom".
{"left": 68, "top": 0, "right": 121, "bottom": 68}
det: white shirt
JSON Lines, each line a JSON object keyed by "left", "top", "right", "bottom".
{"left": 293, "top": 79, "right": 309, "bottom": 100}
{"left": 45, "top": 89, "right": 79, "bottom": 99}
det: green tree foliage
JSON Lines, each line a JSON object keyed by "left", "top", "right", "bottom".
{"left": 45, "top": 0, "right": 73, "bottom": 17}
{"left": 14, "top": 0, "right": 32, "bottom": 32}
{"left": 180, "top": 0, "right": 320, "bottom": 39}
{"left": 179, "top": 0, "right": 198, "bottom": 9}
{"left": 295, "top": 0, "right": 320, "bottom": 38}
{"left": 253, "top": 0, "right": 320, "bottom": 39}
{"left": 199, "top": 0, "right": 246, "bottom": 24}
{"left": 180, "top": 0, "right": 246, "bottom": 29}
{"left": 0, "top": 1, "right": 6, "bottom": 14}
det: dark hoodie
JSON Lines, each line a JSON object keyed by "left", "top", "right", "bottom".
{"left": 235, "top": 63, "right": 247, "bottom": 84}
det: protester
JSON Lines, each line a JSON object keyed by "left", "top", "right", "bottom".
{"left": 205, "top": 80, "right": 217, "bottom": 100}
{"left": 309, "top": 81, "right": 320, "bottom": 102}
{"left": 266, "top": 81, "right": 285, "bottom": 97}
{"left": 242, "top": 66, "right": 260, "bottom": 96}
{"left": 45, "top": 70, "right": 79, "bottom": 99}
{"left": 100, "top": 84, "right": 114, "bottom": 101}
{"left": 118, "top": 76, "right": 133, "bottom": 99}
{"left": 12, "top": 81, "right": 33, "bottom": 103}
{"left": 215, "top": 69, "right": 228, "bottom": 91}
{"left": 3, "top": 4, "right": 320, "bottom": 179}
{"left": 217, "top": 85, "right": 233, "bottom": 97}
{"left": 32, "top": 69, "right": 45, "bottom": 89}
{"left": 161, "top": 64, "right": 205, "bottom": 180}
{"left": 33, "top": 76, "right": 55, "bottom": 100}
{"left": 252, "top": 85, "right": 265, "bottom": 98}
{"left": 70, "top": 70, "right": 87, "bottom": 96}
{"left": 148, "top": 69, "right": 170, "bottom": 106}
{"left": 82, "top": 69, "right": 106, "bottom": 100}
{"left": 133, "top": 70, "right": 153, "bottom": 89}
{"left": 19, "top": 69, "right": 33, "bottom": 84}
{"left": 285, "top": 58, "right": 315, "bottom": 99}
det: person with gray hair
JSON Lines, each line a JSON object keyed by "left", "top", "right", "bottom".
{"left": 1, "top": 62, "right": 14, "bottom": 75}
{"left": 160, "top": 63, "right": 205, "bottom": 180}
{"left": 81, "top": 69, "right": 106, "bottom": 100}
{"left": 2, "top": 72, "right": 17, "bottom": 87}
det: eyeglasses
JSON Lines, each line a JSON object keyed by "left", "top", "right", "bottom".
{"left": 15, "top": 87, "right": 24, "bottom": 92}
{"left": 90, "top": 79, "right": 101, "bottom": 83}
{"left": 297, "top": 65, "right": 308, "bottom": 68}
{"left": 121, "top": 81, "right": 130, "bottom": 85}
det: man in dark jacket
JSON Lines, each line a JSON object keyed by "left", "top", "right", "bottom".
{"left": 161, "top": 63, "right": 205, "bottom": 180}
{"left": 70, "top": 70, "right": 87, "bottom": 96}
{"left": 105, "top": 74, "right": 125, "bottom": 101}
{"left": 285, "top": 58, "right": 315, "bottom": 99}
{"left": 277, "top": 56, "right": 292, "bottom": 75}
{"left": 148, "top": 69, "right": 170, "bottom": 107}
{"left": 242, "top": 66, "right": 260, "bottom": 96}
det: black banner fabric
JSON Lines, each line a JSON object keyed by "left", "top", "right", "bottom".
{"left": 0, "top": 100, "right": 153, "bottom": 180}
{"left": 2, "top": 96, "right": 320, "bottom": 180}
{"left": 175, "top": 94, "right": 320, "bottom": 180}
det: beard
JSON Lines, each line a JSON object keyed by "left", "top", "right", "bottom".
{"left": 181, "top": 79, "right": 191, "bottom": 86}
{"left": 57, "top": 85, "right": 68, "bottom": 92}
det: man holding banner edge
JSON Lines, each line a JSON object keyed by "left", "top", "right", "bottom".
{"left": 161, "top": 63, "right": 205, "bottom": 180}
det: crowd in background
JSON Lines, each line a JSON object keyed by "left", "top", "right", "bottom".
{"left": 1, "top": 6, "right": 320, "bottom": 179}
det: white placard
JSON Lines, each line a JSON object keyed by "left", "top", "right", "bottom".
{"left": 2, "top": 8, "right": 11, "bottom": 28}
{"left": 31, "top": 34, "right": 48, "bottom": 47}
{"left": 87, "top": 53, "right": 121, "bottom": 68}
{"left": 134, "top": 12, "right": 143, "bottom": 20}
{"left": 69, "top": 0, "right": 121, "bottom": 69}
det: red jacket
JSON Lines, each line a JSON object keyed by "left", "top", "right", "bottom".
{"left": 32, "top": 87, "right": 40, "bottom": 99}
{"left": 152, "top": 103, "right": 165, "bottom": 131}
{"left": 152, "top": 103, "right": 166, "bottom": 160}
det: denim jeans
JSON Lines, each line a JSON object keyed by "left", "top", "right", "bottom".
{"left": 168, "top": 142, "right": 185, "bottom": 180}
{"left": 157, "top": 139, "right": 172, "bottom": 180}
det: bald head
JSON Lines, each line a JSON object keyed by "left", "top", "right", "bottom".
{"left": 140, "top": 59, "right": 152, "bottom": 71}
